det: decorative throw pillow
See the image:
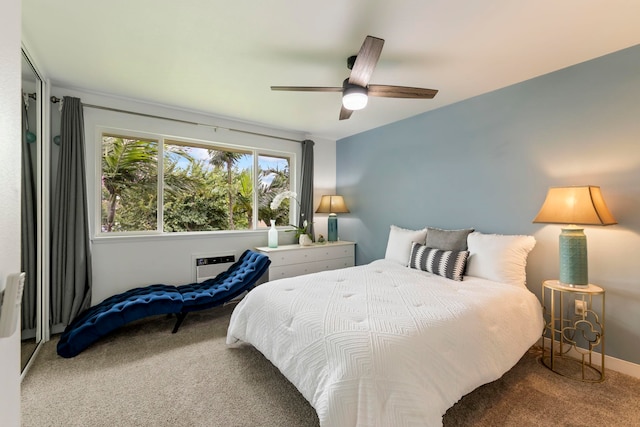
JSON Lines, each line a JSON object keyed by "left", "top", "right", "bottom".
{"left": 384, "top": 225, "right": 428, "bottom": 266}
{"left": 465, "top": 232, "right": 536, "bottom": 287}
{"left": 425, "top": 227, "right": 474, "bottom": 251}
{"left": 409, "top": 242, "right": 469, "bottom": 281}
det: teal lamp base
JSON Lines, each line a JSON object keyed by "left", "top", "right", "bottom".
{"left": 559, "top": 226, "right": 588, "bottom": 287}
{"left": 327, "top": 213, "right": 338, "bottom": 242}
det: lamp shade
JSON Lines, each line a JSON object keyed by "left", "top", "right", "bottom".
{"left": 315, "top": 195, "right": 350, "bottom": 214}
{"left": 532, "top": 186, "right": 617, "bottom": 226}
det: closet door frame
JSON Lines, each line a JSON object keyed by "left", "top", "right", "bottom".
{"left": 21, "top": 44, "right": 51, "bottom": 379}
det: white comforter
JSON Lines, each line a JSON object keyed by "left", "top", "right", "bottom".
{"left": 226, "top": 259, "right": 543, "bottom": 427}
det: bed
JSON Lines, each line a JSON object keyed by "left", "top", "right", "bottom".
{"left": 226, "top": 229, "right": 544, "bottom": 426}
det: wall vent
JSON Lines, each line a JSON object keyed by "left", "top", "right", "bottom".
{"left": 192, "top": 252, "right": 236, "bottom": 283}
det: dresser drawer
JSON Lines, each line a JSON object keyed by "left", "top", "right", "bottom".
{"left": 269, "top": 256, "right": 355, "bottom": 280}
{"left": 268, "top": 244, "right": 354, "bottom": 267}
{"left": 313, "top": 245, "right": 354, "bottom": 261}
{"left": 268, "top": 247, "right": 318, "bottom": 267}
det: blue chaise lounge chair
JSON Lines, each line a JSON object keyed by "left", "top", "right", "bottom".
{"left": 57, "top": 250, "right": 270, "bottom": 358}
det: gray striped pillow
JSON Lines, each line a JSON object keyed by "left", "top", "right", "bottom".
{"left": 409, "top": 242, "right": 469, "bottom": 281}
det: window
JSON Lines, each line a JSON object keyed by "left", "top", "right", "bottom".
{"left": 258, "top": 154, "right": 292, "bottom": 227}
{"left": 100, "top": 132, "right": 293, "bottom": 235}
{"left": 101, "top": 135, "right": 158, "bottom": 233}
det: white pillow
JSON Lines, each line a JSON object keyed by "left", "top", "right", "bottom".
{"left": 466, "top": 232, "right": 536, "bottom": 287}
{"left": 384, "top": 225, "right": 428, "bottom": 266}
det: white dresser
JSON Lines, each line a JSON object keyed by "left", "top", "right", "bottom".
{"left": 255, "top": 241, "right": 355, "bottom": 281}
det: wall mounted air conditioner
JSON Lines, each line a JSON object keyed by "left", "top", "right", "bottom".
{"left": 191, "top": 252, "right": 237, "bottom": 283}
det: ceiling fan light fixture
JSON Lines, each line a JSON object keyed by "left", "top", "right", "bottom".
{"left": 342, "top": 86, "right": 368, "bottom": 111}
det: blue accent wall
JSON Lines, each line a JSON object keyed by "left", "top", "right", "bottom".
{"left": 337, "top": 45, "right": 640, "bottom": 365}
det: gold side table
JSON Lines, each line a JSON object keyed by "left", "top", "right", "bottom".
{"left": 541, "top": 279, "right": 605, "bottom": 382}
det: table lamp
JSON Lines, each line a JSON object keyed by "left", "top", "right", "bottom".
{"left": 315, "top": 195, "right": 350, "bottom": 242}
{"left": 533, "top": 186, "right": 616, "bottom": 287}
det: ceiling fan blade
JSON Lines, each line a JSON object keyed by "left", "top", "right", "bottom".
{"left": 339, "top": 106, "right": 353, "bottom": 120}
{"left": 348, "top": 36, "right": 384, "bottom": 87}
{"left": 368, "top": 84, "right": 438, "bottom": 99}
{"left": 271, "top": 86, "right": 342, "bottom": 92}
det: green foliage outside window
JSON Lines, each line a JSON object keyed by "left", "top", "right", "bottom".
{"left": 100, "top": 134, "right": 292, "bottom": 234}
{"left": 101, "top": 136, "right": 158, "bottom": 232}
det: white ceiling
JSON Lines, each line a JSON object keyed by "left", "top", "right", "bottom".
{"left": 22, "top": 1, "right": 640, "bottom": 141}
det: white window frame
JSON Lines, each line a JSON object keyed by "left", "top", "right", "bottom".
{"left": 95, "top": 128, "right": 296, "bottom": 238}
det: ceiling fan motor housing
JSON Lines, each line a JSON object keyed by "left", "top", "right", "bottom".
{"left": 347, "top": 55, "right": 357, "bottom": 70}
{"left": 342, "top": 78, "right": 367, "bottom": 92}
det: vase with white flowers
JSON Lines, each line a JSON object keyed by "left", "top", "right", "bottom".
{"left": 270, "top": 191, "right": 313, "bottom": 245}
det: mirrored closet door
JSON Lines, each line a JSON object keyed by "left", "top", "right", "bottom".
{"left": 21, "top": 49, "right": 44, "bottom": 373}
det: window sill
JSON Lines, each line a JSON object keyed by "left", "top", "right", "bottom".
{"left": 91, "top": 228, "right": 293, "bottom": 244}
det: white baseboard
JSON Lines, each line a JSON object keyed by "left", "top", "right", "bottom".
{"left": 605, "top": 353, "right": 640, "bottom": 379}
{"left": 537, "top": 338, "right": 640, "bottom": 379}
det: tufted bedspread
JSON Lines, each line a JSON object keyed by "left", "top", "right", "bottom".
{"left": 227, "top": 259, "right": 543, "bottom": 427}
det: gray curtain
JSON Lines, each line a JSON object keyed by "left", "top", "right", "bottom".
{"left": 51, "top": 96, "right": 92, "bottom": 327}
{"left": 298, "top": 139, "right": 315, "bottom": 240}
{"left": 21, "top": 98, "right": 37, "bottom": 331}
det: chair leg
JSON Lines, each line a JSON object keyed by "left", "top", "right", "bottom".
{"left": 172, "top": 312, "right": 187, "bottom": 333}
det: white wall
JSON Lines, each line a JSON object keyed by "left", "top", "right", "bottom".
{"left": 0, "top": 0, "right": 22, "bottom": 425}
{"left": 50, "top": 87, "right": 337, "bottom": 304}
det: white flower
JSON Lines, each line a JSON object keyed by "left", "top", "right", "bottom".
{"left": 270, "top": 191, "right": 298, "bottom": 210}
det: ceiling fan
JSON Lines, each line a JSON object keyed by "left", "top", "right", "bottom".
{"left": 271, "top": 35, "right": 438, "bottom": 120}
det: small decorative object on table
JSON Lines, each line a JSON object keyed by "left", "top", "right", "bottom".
{"left": 292, "top": 220, "right": 313, "bottom": 246}
{"left": 299, "top": 234, "right": 313, "bottom": 246}
{"left": 268, "top": 219, "right": 278, "bottom": 248}
{"left": 317, "top": 234, "right": 326, "bottom": 244}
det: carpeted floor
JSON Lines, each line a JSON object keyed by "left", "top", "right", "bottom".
{"left": 21, "top": 304, "right": 640, "bottom": 427}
